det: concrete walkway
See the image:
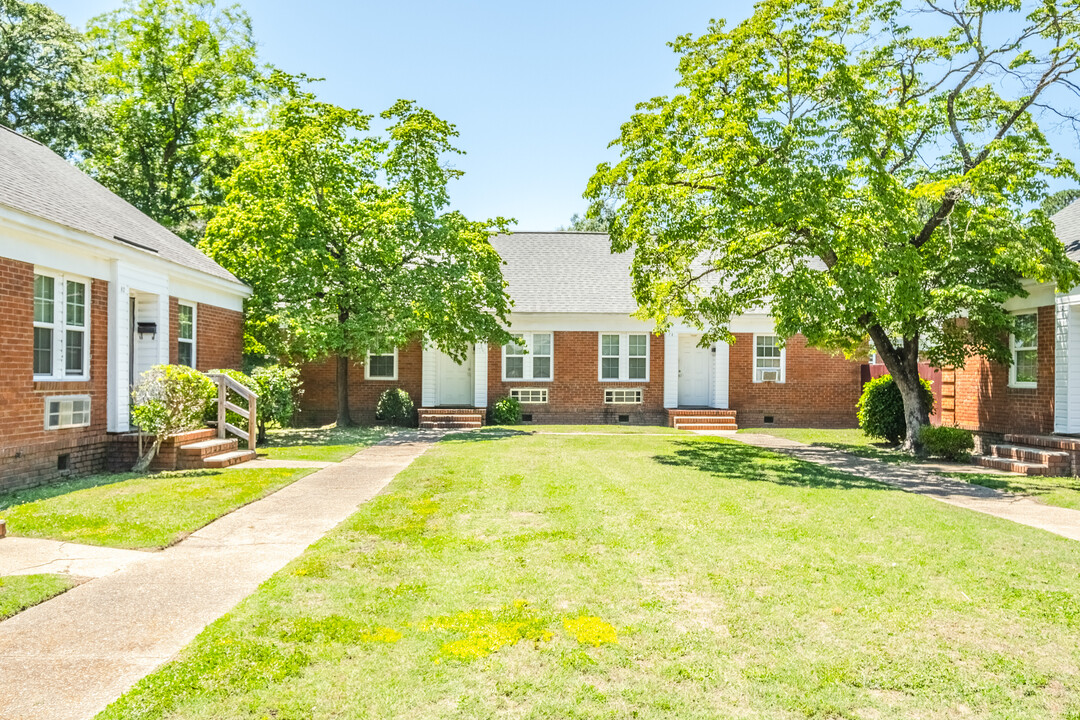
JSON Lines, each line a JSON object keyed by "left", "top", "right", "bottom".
{"left": 0, "top": 433, "right": 436, "bottom": 720}
{"left": 0, "top": 538, "right": 149, "bottom": 579}
{"left": 731, "top": 432, "right": 1080, "bottom": 542}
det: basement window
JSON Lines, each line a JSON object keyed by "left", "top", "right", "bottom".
{"left": 45, "top": 395, "right": 91, "bottom": 430}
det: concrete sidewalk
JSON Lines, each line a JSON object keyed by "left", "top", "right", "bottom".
{"left": 731, "top": 432, "right": 1080, "bottom": 542}
{"left": 0, "top": 434, "right": 436, "bottom": 720}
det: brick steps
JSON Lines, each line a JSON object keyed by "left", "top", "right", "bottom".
{"left": 418, "top": 408, "right": 485, "bottom": 430}
{"left": 177, "top": 439, "right": 240, "bottom": 469}
{"left": 667, "top": 409, "right": 738, "bottom": 432}
{"left": 972, "top": 455, "right": 1054, "bottom": 476}
{"left": 989, "top": 443, "right": 1070, "bottom": 469}
{"left": 974, "top": 433, "right": 1080, "bottom": 476}
{"left": 201, "top": 449, "right": 257, "bottom": 469}
{"left": 1004, "top": 433, "right": 1080, "bottom": 452}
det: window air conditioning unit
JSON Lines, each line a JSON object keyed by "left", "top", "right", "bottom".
{"left": 760, "top": 370, "right": 781, "bottom": 382}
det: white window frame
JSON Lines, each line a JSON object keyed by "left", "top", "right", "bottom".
{"left": 597, "top": 332, "right": 650, "bottom": 382}
{"left": 502, "top": 332, "right": 553, "bottom": 382}
{"left": 33, "top": 269, "right": 90, "bottom": 382}
{"left": 510, "top": 388, "right": 548, "bottom": 404}
{"left": 177, "top": 301, "right": 197, "bottom": 368}
{"left": 753, "top": 334, "right": 786, "bottom": 383}
{"left": 604, "top": 388, "right": 643, "bottom": 404}
{"left": 366, "top": 348, "right": 399, "bottom": 381}
{"left": 44, "top": 394, "right": 91, "bottom": 430}
{"left": 1009, "top": 312, "right": 1038, "bottom": 389}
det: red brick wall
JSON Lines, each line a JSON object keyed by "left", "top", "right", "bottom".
{"left": 488, "top": 331, "right": 666, "bottom": 425}
{"left": 940, "top": 305, "right": 1054, "bottom": 435}
{"left": 0, "top": 258, "right": 110, "bottom": 490}
{"left": 296, "top": 339, "right": 424, "bottom": 425}
{"left": 728, "top": 333, "right": 862, "bottom": 428}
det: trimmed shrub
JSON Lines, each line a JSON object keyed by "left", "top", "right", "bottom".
{"left": 376, "top": 388, "right": 416, "bottom": 427}
{"left": 491, "top": 396, "right": 522, "bottom": 425}
{"left": 250, "top": 364, "right": 304, "bottom": 442}
{"left": 857, "top": 374, "right": 935, "bottom": 444}
{"left": 920, "top": 425, "right": 974, "bottom": 461}
{"left": 131, "top": 364, "right": 216, "bottom": 471}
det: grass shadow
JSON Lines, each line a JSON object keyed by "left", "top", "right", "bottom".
{"left": 263, "top": 425, "right": 387, "bottom": 448}
{"left": 0, "top": 473, "right": 135, "bottom": 512}
{"left": 440, "top": 428, "right": 534, "bottom": 443}
{"left": 654, "top": 439, "right": 896, "bottom": 491}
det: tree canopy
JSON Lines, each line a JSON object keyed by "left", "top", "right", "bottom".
{"left": 80, "top": 0, "right": 269, "bottom": 240}
{"left": 202, "top": 76, "right": 513, "bottom": 425}
{"left": 586, "top": 0, "right": 1080, "bottom": 451}
{"left": 0, "top": 0, "right": 90, "bottom": 154}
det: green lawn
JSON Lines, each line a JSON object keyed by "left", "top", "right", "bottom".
{"left": 0, "top": 574, "right": 77, "bottom": 621}
{"left": 739, "top": 426, "right": 912, "bottom": 463}
{"left": 2, "top": 468, "right": 313, "bottom": 550}
{"left": 260, "top": 425, "right": 388, "bottom": 462}
{"left": 489, "top": 424, "right": 683, "bottom": 434}
{"left": 99, "top": 433, "right": 1080, "bottom": 719}
{"left": 943, "top": 472, "right": 1080, "bottom": 511}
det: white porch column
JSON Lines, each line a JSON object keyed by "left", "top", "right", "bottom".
{"left": 421, "top": 343, "right": 438, "bottom": 407}
{"left": 474, "top": 343, "right": 488, "bottom": 408}
{"left": 712, "top": 341, "right": 730, "bottom": 409}
{"left": 663, "top": 332, "right": 679, "bottom": 409}
{"left": 1055, "top": 295, "right": 1080, "bottom": 433}
{"left": 106, "top": 260, "right": 128, "bottom": 432}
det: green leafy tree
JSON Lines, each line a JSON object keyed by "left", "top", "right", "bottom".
{"left": 81, "top": 0, "right": 268, "bottom": 240}
{"left": 587, "top": 0, "right": 1080, "bottom": 453}
{"left": 1043, "top": 188, "right": 1080, "bottom": 216}
{"left": 250, "top": 364, "right": 303, "bottom": 442}
{"left": 0, "top": 0, "right": 90, "bottom": 154}
{"left": 130, "top": 364, "right": 215, "bottom": 471}
{"left": 203, "top": 76, "right": 514, "bottom": 426}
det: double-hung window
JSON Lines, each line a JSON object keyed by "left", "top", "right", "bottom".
{"left": 33, "top": 271, "right": 89, "bottom": 380}
{"left": 1010, "top": 313, "right": 1038, "bottom": 388}
{"left": 598, "top": 333, "right": 649, "bottom": 381}
{"left": 503, "top": 333, "right": 552, "bottom": 381}
{"left": 177, "top": 302, "right": 196, "bottom": 367}
{"left": 366, "top": 349, "right": 398, "bottom": 380}
{"left": 754, "top": 334, "right": 785, "bottom": 383}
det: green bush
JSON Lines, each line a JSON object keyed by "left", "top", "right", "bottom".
{"left": 920, "top": 425, "right": 974, "bottom": 461}
{"left": 131, "top": 364, "right": 216, "bottom": 471}
{"left": 857, "top": 374, "right": 935, "bottom": 444}
{"left": 491, "top": 396, "right": 522, "bottom": 425}
{"left": 376, "top": 388, "right": 416, "bottom": 427}
{"left": 250, "top": 364, "right": 304, "bottom": 442}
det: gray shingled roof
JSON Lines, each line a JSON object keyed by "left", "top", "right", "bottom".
{"left": 0, "top": 125, "right": 242, "bottom": 284}
{"left": 1056, "top": 199, "right": 1080, "bottom": 262}
{"left": 491, "top": 232, "right": 639, "bottom": 314}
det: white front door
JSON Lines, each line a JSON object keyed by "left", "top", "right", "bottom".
{"left": 678, "top": 335, "right": 711, "bottom": 406}
{"left": 438, "top": 346, "right": 474, "bottom": 406}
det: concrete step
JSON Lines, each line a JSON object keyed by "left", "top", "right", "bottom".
{"left": 202, "top": 450, "right": 257, "bottom": 469}
{"left": 178, "top": 438, "right": 238, "bottom": 458}
{"left": 1004, "top": 434, "right": 1080, "bottom": 452}
{"left": 972, "top": 454, "right": 1051, "bottom": 476}
{"left": 989, "top": 443, "right": 1070, "bottom": 467}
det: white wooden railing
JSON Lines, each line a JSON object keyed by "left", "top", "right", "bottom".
{"left": 207, "top": 372, "right": 258, "bottom": 451}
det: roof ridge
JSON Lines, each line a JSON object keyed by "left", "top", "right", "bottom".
{"left": 0, "top": 123, "right": 44, "bottom": 147}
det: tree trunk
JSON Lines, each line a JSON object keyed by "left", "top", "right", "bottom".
{"left": 132, "top": 436, "right": 163, "bottom": 473}
{"left": 336, "top": 354, "right": 352, "bottom": 427}
{"left": 867, "top": 325, "right": 930, "bottom": 455}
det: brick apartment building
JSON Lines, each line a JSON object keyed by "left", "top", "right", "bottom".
{"left": 0, "top": 126, "right": 248, "bottom": 490}
{"left": 298, "top": 232, "right": 867, "bottom": 429}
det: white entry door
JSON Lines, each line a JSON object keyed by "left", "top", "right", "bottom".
{"left": 678, "top": 335, "right": 711, "bottom": 407}
{"left": 438, "top": 346, "right": 474, "bottom": 406}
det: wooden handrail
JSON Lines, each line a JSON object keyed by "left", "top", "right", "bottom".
{"left": 206, "top": 372, "right": 258, "bottom": 451}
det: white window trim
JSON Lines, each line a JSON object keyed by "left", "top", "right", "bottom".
{"left": 510, "top": 387, "right": 548, "bottom": 404}
{"left": 597, "top": 332, "right": 650, "bottom": 382}
{"left": 33, "top": 269, "right": 90, "bottom": 382}
{"left": 604, "top": 388, "right": 643, "bottom": 404}
{"left": 44, "top": 394, "right": 91, "bottom": 430}
{"left": 177, "top": 301, "right": 197, "bottom": 369}
{"left": 366, "top": 348, "right": 399, "bottom": 381}
{"left": 1009, "top": 312, "right": 1038, "bottom": 389}
{"left": 752, "top": 333, "right": 786, "bottom": 383}
{"left": 502, "top": 332, "right": 553, "bottom": 382}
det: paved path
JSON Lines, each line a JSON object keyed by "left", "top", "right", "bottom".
{"left": 730, "top": 433, "right": 1080, "bottom": 542}
{"left": 0, "top": 539, "right": 149, "bottom": 579}
{"left": 0, "top": 434, "right": 436, "bottom": 720}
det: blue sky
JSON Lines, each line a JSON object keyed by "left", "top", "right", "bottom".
{"left": 47, "top": 1, "right": 1080, "bottom": 229}
{"left": 49, "top": 0, "right": 749, "bottom": 230}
